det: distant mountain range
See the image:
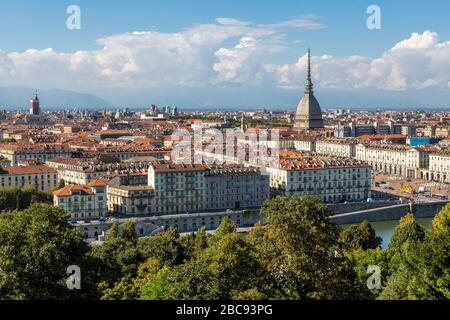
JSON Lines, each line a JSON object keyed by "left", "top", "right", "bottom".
{"left": 0, "top": 86, "right": 115, "bottom": 110}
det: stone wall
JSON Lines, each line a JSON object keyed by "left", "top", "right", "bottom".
{"left": 78, "top": 208, "right": 262, "bottom": 240}
{"left": 329, "top": 201, "right": 448, "bottom": 225}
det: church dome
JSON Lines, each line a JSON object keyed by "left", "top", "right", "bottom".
{"left": 293, "top": 49, "right": 324, "bottom": 131}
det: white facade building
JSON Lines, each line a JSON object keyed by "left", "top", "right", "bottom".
{"left": 53, "top": 179, "right": 108, "bottom": 220}
{"left": 148, "top": 163, "right": 270, "bottom": 215}
{"left": 315, "top": 138, "right": 357, "bottom": 158}
{"left": 427, "top": 152, "right": 450, "bottom": 183}
{"left": 266, "top": 158, "right": 372, "bottom": 203}
{"left": 107, "top": 185, "right": 155, "bottom": 215}
{"left": 0, "top": 165, "right": 58, "bottom": 191}
{"left": 355, "top": 143, "right": 429, "bottom": 179}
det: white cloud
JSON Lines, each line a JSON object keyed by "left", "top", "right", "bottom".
{"left": 213, "top": 37, "right": 284, "bottom": 84}
{"left": 0, "top": 17, "right": 323, "bottom": 90}
{"left": 267, "top": 31, "right": 450, "bottom": 92}
{"left": 0, "top": 20, "right": 448, "bottom": 101}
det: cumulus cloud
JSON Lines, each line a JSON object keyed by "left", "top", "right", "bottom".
{"left": 268, "top": 30, "right": 450, "bottom": 92}
{"left": 0, "top": 16, "right": 323, "bottom": 91}
{"left": 214, "top": 37, "right": 285, "bottom": 84}
{"left": 0, "top": 19, "right": 448, "bottom": 100}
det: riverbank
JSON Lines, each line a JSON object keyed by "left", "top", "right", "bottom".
{"left": 339, "top": 217, "right": 433, "bottom": 249}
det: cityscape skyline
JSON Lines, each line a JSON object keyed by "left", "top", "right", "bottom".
{"left": 0, "top": 1, "right": 449, "bottom": 108}
{"left": 0, "top": 1, "right": 449, "bottom": 305}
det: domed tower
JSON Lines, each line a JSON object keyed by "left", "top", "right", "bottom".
{"left": 293, "top": 49, "right": 324, "bottom": 132}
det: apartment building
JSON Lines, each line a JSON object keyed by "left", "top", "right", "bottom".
{"left": 334, "top": 121, "right": 403, "bottom": 138}
{"left": 148, "top": 163, "right": 270, "bottom": 215}
{"left": 148, "top": 163, "right": 206, "bottom": 215}
{"left": 266, "top": 157, "right": 371, "bottom": 203}
{"left": 294, "top": 137, "right": 316, "bottom": 152}
{"left": 355, "top": 143, "right": 428, "bottom": 179}
{"left": 53, "top": 179, "right": 108, "bottom": 220}
{"left": 107, "top": 185, "right": 155, "bottom": 215}
{"left": 0, "top": 165, "right": 58, "bottom": 191}
{"left": 46, "top": 157, "right": 150, "bottom": 185}
{"left": 426, "top": 152, "right": 450, "bottom": 183}
{"left": 315, "top": 138, "right": 357, "bottom": 158}
{"left": 204, "top": 166, "right": 270, "bottom": 211}
{"left": 0, "top": 143, "right": 72, "bottom": 166}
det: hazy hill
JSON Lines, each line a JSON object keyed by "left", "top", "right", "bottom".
{"left": 0, "top": 86, "right": 114, "bottom": 110}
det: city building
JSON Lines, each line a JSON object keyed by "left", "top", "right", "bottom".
{"left": 107, "top": 185, "right": 155, "bottom": 216}
{"left": 315, "top": 138, "right": 357, "bottom": 158}
{"left": 29, "top": 92, "right": 40, "bottom": 115}
{"left": 46, "top": 157, "right": 150, "bottom": 185}
{"left": 334, "top": 121, "right": 403, "bottom": 138}
{"left": 0, "top": 165, "right": 58, "bottom": 191}
{"left": 0, "top": 144, "right": 72, "bottom": 166}
{"left": 293, "top": 49, "right": 324, "bottom": 131}
{"left": 426, "top": 151, "right": 450, "bottom": 183}
{"left": 53, "top": 179, "right": 108, "bottom": 220}
{"left": 355, "top": 143, "right": 429, "bottom": 179}
{"left": 148, "top": 163, "right": 270, "bottom": 215}
{"left": 266, "top": 157, "right": 372, "bottom": 203}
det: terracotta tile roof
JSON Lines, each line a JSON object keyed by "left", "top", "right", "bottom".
{"left": 87, "top": 179, "right": 108, "bottom": 187}
{"left": 0, "top": 165, "right": 56, "bottom": 175}
{"left": 53, "top": 184, "right": 94, "bottom": 197}
{"left": 150, "top": 163, "right": 208, "bottom": 173}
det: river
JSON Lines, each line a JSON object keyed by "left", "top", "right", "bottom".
{"left": 340, "top": 217, "right": 433, "bottom": 249}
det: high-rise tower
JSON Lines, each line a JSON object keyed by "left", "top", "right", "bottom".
{"left": 293, "top": 49, "right": 324, "bottom": 131}
{"left": 29, "top": 91, "right": 40, "bottom": 115}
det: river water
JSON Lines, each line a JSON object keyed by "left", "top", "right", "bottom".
{"left": 340, "top": 217, "right": 433, "bottom": 249}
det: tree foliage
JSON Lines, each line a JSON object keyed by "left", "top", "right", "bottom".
{"left": 247, "top": 196, "right": 359, "bottom": 299}
{"left": 0, "top": 186, "right": 52, "bottom": 212}
{"left": 1, "top": 196, "right": 449, "bottom": 301}
{"left": 340, "top": 220, "right": 382, "bottom": 251}
{"left": 0, "top": 204, "right": 95, "bottom": 299}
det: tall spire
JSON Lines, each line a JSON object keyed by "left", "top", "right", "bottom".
{"left": 304, "top": 48, "right": 313, "bottom": 94}
{"left": 240, "top": 112, "right": 246, "bottom": 131}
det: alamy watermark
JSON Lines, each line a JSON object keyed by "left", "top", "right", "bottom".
{"left": 170, "top": 123, "right": 280, "bottom": 168}
{"left": 67, "top": 5, "right": 81, "bottom": 30}
{"left": 367, "top": 5, "right": 381, "bottom": 30}
{"left": 366, "top": 265, "right": 382, "bottom": 290}
{"left": 66, "top": 265, "right": 81, "bottom": 290}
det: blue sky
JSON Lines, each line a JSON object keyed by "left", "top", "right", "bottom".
{"left": 0, "top": 0, "right": 449, "bottom": 109}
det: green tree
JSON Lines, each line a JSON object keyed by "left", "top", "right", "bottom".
{"left": 407, "top": 205, "right": 450, "bottom": 299}
{"left": 387, "top": 213, "right": 425, "bottom": 255}
{"left": 160, "top": 221, "right": 264, "bottom": 300}
{"left": 430, "top": 203, "right": 450, "bottom": 233}
{"left": 122, "top": 221, "right": 137, "bottom": 245}
{"left": 0, "top": 186, "right": 52, "bottom": 212}
{"left": 15, "top": 191, "right": 23, "bottom": 210}
{"left": 247, "top": 196, "right": 359, "bottom": 299}
{"left": 107, "top": 222, "right": 120, "bottom": 240}
{"left": 376, "top": 214, "right": 426, "bottom": 300}
{"left": 340, "top": 220, "right": 382, "bottom": 251}
{"left": 194, "top": 227, "right": 208, "bottom": 253}
{"left": 139, "top": 261, "right": 171, "bottom": 300}
{"left": 212, "top": 217, "right": 236, "bottom": 241}
{"left": 0, "top": 204, "right": 95, "bottom": 299}
{"left": 378, "top": 244, "right": 418, "bottom": 300}
{"left": 347, "top": 247, "right": 390, "bottom": 300}
{"left": 137, "top": 228, "right": 186, "bottom": 266}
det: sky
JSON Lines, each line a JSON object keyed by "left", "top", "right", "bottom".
{"left": 0, "top": 0, "right": 449, "bottom": 109}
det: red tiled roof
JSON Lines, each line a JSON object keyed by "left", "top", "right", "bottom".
{"left": 0, "top": 165, "right": 56, "bottom": 175}
{"left": 87, "top": 179, "right": 108, "bottom": 187}
{"left": 53, "top": 184, "right": 94, "bottom": 197}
